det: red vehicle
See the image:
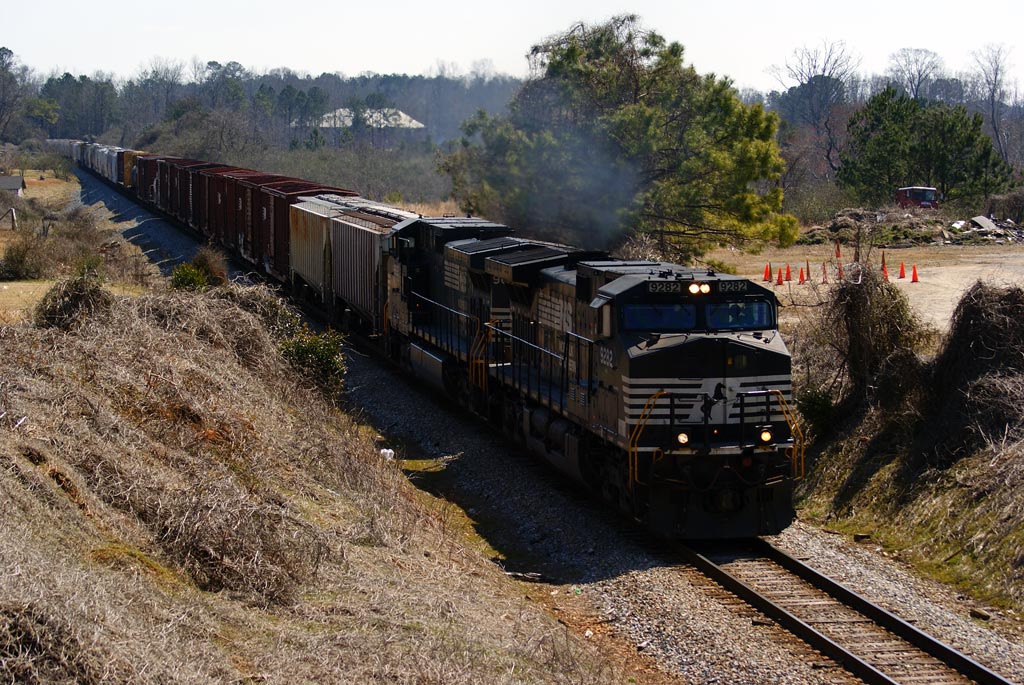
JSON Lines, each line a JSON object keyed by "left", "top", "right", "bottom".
{"left": 896, "top": 186, "right": 940, "bottom": 209}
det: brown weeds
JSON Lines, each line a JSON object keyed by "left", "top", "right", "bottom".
{"left": 0, "top": 282, "right": 630, "bottom": 683}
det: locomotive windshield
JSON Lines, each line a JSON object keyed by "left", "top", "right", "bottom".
{"left": 622, "top": 303, "right": 697, "bottom": 332}
{"left": 622, "top": 299, "right": 774, "bottom": 332}
{"left": 706, "top": 300, "right": 774, "bottom": 330}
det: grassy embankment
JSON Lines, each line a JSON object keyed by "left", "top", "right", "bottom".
{"left": 0, "top": 173, "right": 653, "bottom": 684}
{"left": 711, "top": 214, "right": 1024, "bottom": 624}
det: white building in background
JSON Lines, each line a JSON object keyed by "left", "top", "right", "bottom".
{"left": 317, "top": 107, "right": 425, "bottom": 130}
{"left": 293, "top": 108, "right": 425, "bottom": 130}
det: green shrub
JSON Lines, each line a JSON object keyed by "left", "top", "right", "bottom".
{"left": 170, "top": 263, "right": 209, "bottom": 291}
{"left": 280, "top": 327, "right": 346, "bottom": 394}
{"left": 0, "top": 231, "right": 46, "bottom": 280}
{"left": 703, "top": 258, "right": 737, "bottom": 275}
{"left": 796, "top": 388, "right": 835, "bottom": 439}
{"left": 191, "top": 246, "right": 228, "bottom": 286}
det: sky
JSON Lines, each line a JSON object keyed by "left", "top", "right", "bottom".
{"left": 4, "top": 0, "right": 1021, "bottom": 94}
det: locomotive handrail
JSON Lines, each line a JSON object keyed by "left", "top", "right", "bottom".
{"left": 469, "top": 319, "right": 492, "bottom": 389}
{"left": 408, "top": 291, "right": 479, "bottom": 360}
{"left": 482, "top": 323, "right": 595, "bottom": 414}
{"left": 769, "top": 389, "right": 805, "bottom": 480}
{"left": 484, "top": 323, "right": 566, "bottom": 410}
{"left": 408, "top": 291, "right": 477, "bottom": 323}
{"left": 628, "top": 389, "right": 668, "bottom": 494}
{"left": 484, "top": 323, "right": 566, "bottom": 361}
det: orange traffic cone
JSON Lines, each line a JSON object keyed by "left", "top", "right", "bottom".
{"left": 822, "top": 262, "right": 828, "bottom": 284}
{"left": 911, "top": 265, "right": 919, "bottom": 283}
{"left": 798, "top": 267, "right": 806, "bottom": 284}
{"left": 882, "top": 264, "right": 889, "bottom": 281}
{"left": 899, "top": 262, "right": 906, "bottom": 279}
{"left": 763, "top": 263, "right": 772, "bottom": 281}
{"left": 776, "top": 267, "right": 784, "bottom": 285}
{"left": 785, "top": 264, "right": 792, "bottom": 281}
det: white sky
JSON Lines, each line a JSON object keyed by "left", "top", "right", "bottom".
{"left": 4, "top": 0, "right": 1021, "bottom": 94}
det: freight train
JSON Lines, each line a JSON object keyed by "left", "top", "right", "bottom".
{"left": 47, "top": 139, "right": 804, "bottom": 539}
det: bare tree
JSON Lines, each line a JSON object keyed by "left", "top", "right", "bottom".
{"left": 0, "top": 47, "right": 30, "bottom": 140}
{"left": 188, "top": 56, "right": 207, "bottom": 96}
{"left": 973, "top": 43, "right": 1012, "bottom": 162}
{"left": 887, "top": 47, "right": 944, "bottom": 99}
{"left": 144, "top": 56, "right": 185, "bottom": 116}
{"left": 772, "top": 40, "right": 860, "bottom": 175}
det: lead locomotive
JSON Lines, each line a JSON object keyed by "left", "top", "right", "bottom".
{"left": 386, "top": 218, "right": 802, "bottom": 539}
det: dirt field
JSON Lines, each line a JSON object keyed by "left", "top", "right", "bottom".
{"left": 709, "top": 243, "right": 1024, "bottom": 330}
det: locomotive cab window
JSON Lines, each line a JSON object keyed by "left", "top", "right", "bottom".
{"left": 705, "top": 300, "right": 773, "bottom": 331}
{"left": 622, "top": 303, "right": 696, "bottom": 332}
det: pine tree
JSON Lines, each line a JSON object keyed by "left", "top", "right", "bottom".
{"left": 440, "top": 15, "right": 797, "bottom": 256}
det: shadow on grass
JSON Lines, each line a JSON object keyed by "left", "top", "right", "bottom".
{"left": 75, "top": 169, "right": 199, "bottom": 277}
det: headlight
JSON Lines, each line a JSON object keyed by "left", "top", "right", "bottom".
{"left": 676, "top": 432, "right": 690, "bottom": 445}
{"left": 699, "top": 283, "right": 711, "bottom": 294}
{"left": 688, "top": 283, "right": 700, "bottom": 294}
{"left": 758, "top": 429, "right": 774, "bottom": 444}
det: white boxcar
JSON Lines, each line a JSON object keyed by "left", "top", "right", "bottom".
{"left": 289, "top": 198, "right": 337, "bottom": 300}
{"left": 324, "top": 196, "right": 417, "bottom": 332}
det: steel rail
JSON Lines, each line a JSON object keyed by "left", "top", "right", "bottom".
{"left": 679, "top": 544, "right": 903, "bottom": 685}
{"left": 679, "top": 542, "right": 1016, "bottom": 685}
{"left": 751, "top": 539, "right": 1014, "bottom": 685}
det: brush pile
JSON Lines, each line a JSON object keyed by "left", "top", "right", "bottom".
{"left": 929, "top": 282, "right": 1024, "bottom": 461}
{"left": 798, "top": 279, "right": 1024, "bottom": 608}
{"left": 798, "top": 207, "right": 1024, "bottom": 247}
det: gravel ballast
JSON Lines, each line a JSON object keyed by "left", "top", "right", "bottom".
{"left": 344, "top": 348, "right": 1024, "bottom": 684}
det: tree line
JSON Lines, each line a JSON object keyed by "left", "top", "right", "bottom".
{"left": 1, "top": 29, "right": 1021, "bottom": 255}
{"left": 0, "top": 49, "right": 519, "bottom": 150}
{"left": 759, "top": 42, "right": 1020, "bottom": 221}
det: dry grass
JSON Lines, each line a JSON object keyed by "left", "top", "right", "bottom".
{"left": 1, "top": 171, "right": 156, "bottom": 289}
{"left": 0, "top": 282, "right": 629, "bottom": 683}
{"left": 400, "top": 198, "right": 461, "bottom": 217}
{"left": 22, "top": 169, "right": 80, "bottom": 206}
{"left": 798, "top": 281, "right": 1024, "bottom": 610}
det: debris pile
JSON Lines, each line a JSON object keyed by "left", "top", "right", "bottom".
{"left": 798, "top": 208, "right": 1023, "bottom": 247}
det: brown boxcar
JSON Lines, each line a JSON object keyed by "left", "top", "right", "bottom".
{"left": 235, "top": 174, "right": 293, "bottom": 265}
{"left": 134, "top": 155, "right": 167, "bottom": 204}
{"left": 220, "top": 172, "right": 286, "bottom": 264}
{"left": 194, "top": 165, "right": 243, "bottom": 238}
{"left": 200, "top": 166, "right": 251, "bottom": 247}
{"left": 157, "top": 158, "right": 174, "bottom": 213}
{"left": 167, "top": 160, "right": 220, "bottom": 225}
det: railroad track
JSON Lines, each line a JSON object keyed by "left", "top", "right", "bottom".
{"left": 679, "top": 539, "right": 1016, "bottom": 685}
